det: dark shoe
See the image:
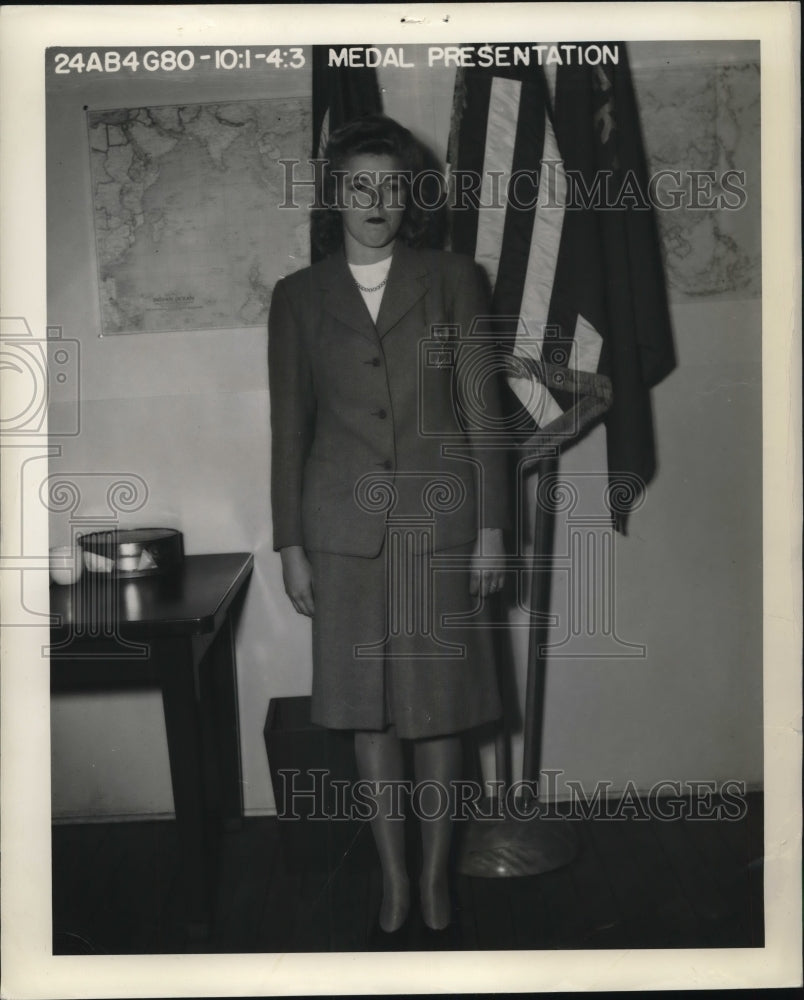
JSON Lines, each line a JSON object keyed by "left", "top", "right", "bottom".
{"left": 417, "top": 886, "right": 462, "bottom": 950}
{"left": 367, "top": 914, "right": 412, "bottom": 951}
{"left": 418, "top": 917, "right": 462, "bottom": 951}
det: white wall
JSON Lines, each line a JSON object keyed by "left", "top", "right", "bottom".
{"left": 49, "top": 41, "right": 762, "bottom": 820}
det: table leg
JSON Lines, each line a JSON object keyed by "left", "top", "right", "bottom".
{"left": 201, "top": 613, "right": 244, "bottom": 831}
{"left": 157, "top": 636, "right": 212, "bottom": 942}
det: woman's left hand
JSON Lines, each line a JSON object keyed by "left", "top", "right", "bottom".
{"left": 469, "top": 527, "right": 506, "bottom": 598}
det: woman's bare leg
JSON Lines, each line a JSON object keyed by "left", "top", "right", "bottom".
{"left": 354, "top": 726, "right": 410, "bottom": 932}
{"left": 413, "top": 734, "right": 462, "bottom": 930}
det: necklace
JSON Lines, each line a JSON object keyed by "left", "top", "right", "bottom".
{"left": 354, "top": 276, "right": 388, "bottom": 294}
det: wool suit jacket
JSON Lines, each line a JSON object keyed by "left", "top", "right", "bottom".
{"left": 268, "top": 242, "right": 509, "bottom": 558}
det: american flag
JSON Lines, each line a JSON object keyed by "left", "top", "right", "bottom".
{"left": 447, "top": 44, "right": 676, "bottom": 530}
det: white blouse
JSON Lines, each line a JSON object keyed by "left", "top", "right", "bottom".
{"left": 348, "top": 255, "right": 393, "bottom": 324}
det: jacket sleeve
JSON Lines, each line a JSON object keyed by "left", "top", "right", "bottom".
{"left": 451, "top": 255, "right": 511, "bottom": 533}
{"left": 268, "top": 278, "right": 316, "bottom": 551}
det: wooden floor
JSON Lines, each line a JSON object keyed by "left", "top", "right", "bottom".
{"left": 52, "top": 792, "right": 764, "bottom": 955}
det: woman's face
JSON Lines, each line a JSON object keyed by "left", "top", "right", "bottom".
{"left": 338, "top": 152, "right": 407, "bottom": 263}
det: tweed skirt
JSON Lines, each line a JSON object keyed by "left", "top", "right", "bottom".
{"left": 308, "top": 535, "right": 502, "bottom": 739}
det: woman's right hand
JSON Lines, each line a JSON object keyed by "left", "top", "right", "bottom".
{"left": 280, "top": 546, "right": 315, "bottom": 617}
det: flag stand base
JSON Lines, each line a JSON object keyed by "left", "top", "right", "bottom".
{"left": 456, "top": 798, "right": 579, "bottom": 878}
{"left": 456, "top": 457, "right": 579, "bottom": 878}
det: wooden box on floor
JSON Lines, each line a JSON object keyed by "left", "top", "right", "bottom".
{"left": 264, "top": 696, "right": 369, "bottom": 872}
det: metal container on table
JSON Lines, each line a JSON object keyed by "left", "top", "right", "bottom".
{"left": 78, "top": 527, "right": 184, "bottom": 578}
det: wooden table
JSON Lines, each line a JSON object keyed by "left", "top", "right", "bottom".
{"left": 50, "top": 552, "right": 254, "bottom": 941}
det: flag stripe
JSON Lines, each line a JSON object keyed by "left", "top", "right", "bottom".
{"left": 474, "top": 77, "right": 521, "bottom": 293}
{"left": 515, "top": 108, "right": 566, "bottom": 365}
{"left": 569, "top": 312, "right": 604, "bottom": 373}
{"left": 491, "top": 75, "right": 545, "bottom": 318}
{"left": 449, "top": 70, "right": 493, "bottom": 259}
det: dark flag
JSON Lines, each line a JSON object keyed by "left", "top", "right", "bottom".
{"left": 448, "top": 44, "right": 675, "bottom": 530}
{"left": 311, "top": 47, "right": 383, "bottom": 153}
{"left": 310, "top": 49, "right": 383, "bottom": 263}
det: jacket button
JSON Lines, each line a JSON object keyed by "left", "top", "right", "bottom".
{"left": 374, "top": 408, "right": 387, "bottom": 419}
{"left": 364, "top": 356, "right": 382, "bottom": 367}
{"left": 381, "top": 459, "right": 393, "bottom": 470}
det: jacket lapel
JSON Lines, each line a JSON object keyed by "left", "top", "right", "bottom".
{"left": 375, "top": 243, "right": 430, "bottom": 339}
{"left": 319, "top": 251, "right": 377, "bottom": 343}
{"left": 319, "top": 244, "right": 430, "bottom": 342}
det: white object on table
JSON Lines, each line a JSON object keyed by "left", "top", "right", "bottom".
{"left": 49, "top": 545, "right": 83, "bottom": 586}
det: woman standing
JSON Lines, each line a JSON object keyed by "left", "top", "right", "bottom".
{"left": 269, "top": 115, "right": 507, "bottom": 942}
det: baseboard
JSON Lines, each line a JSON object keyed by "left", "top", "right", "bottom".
{"left": 52, "top": 806, "right": 279, "bottom": 825}
{"left": 52, "top": 811, "right": 176, "bottom": 825}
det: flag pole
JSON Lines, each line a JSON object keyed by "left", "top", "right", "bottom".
{"left": 521, "top": 454, "right": 556, "bottom": 792}
{"left": 457, "top": 454, "right": 578, "bottom": 877}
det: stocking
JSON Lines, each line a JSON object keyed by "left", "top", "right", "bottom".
{"left": 354, "top": 726, "right": 410, "bottom": 932}
{"left": 413, "top": 734, "right": 462, "bottom": 929}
